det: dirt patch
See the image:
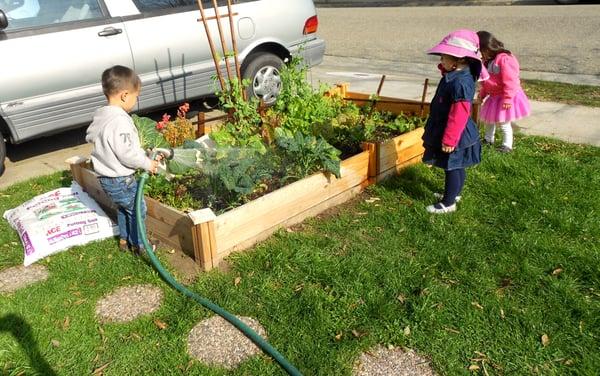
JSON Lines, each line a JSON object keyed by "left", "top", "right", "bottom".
{"left": 95, "top": 284, "right": 163, "bottom": 323}
{"left": 353, "top": 345, "right": 436, "bottom": 376}
{"left": 159, "top": 248, "right": 201, "bottom": 285}
{"left": 0, "top": 265, "right": 49, "bottom": 294}
{"left": 187, "top": 315, "right": 267, "bottom": 369}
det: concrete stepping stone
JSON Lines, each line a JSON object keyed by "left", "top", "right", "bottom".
{"left": 0, "top": 265, "right": 49, "bottom": 294}
{"left": 353, "top": 345, "right": 436, "bottom": 376}
{"left": 187, "top": 315, "right": 267, "bottom": 369}
{"left": 95, "top": 284, "right": 163, "bottom": 323}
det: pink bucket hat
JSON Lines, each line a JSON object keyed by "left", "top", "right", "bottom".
{"left": 428, "top": 29, "right": 489, "bottom": 81}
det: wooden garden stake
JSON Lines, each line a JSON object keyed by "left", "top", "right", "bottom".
{"left": 376, "top": 74, "right": 386, "bottom": 96}
{"left": 211, "top": 0, "right": 233, "bottom": 83}
{"left": 226, "top": 0, "right": 244, "bottom": 98}
{"left": 196, "top": 0, "right": 225, "bottom": 91}
{"left": 420, "top": 78, "right": 429, "bottom": 117}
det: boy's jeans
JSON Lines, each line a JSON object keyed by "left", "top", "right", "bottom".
{"left": 98, "top": 175, "right": 147, "bottom": 248}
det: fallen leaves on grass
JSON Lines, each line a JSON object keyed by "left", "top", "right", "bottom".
{"left": 352, "top": 329, "right": 368, "bottom": 338}
{"left": 154, "top": 318, "right": 168, "bottom": 330}
{"left": 234, "top": 276, "right": 241, "bottom": 286}
{"left": 552, "top": 268, "right": 564, "bottom": 276}
{"left": 541, "top": 334, "right": 550, "bottom": 347}
{"left": 51, "top": 339, "right": 60, "bottom": 348}
{"left": 403, "top": 326, "right": 411, "bottom": 336}
{"left": 62, "top": 316, "right": 70, "bottom": 331}
{"left": 364, "top": 197, "right": 380, "bottom": 204}
{"left": 93, "top": 362, "right": 111, "bottom": 375}
{"left": 471, "top": 302, "right": 484, "bottom": 310}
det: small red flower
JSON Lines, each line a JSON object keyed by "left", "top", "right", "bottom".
{"left": 177, "top": 102, "right": 190, "bottom": 119}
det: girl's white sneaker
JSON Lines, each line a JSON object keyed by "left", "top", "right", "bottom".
{"left": 426, "top": 202, "right": 457, "bottom": 214}
{"left": 433, "top": 193, "right": 461, "bottom": 202}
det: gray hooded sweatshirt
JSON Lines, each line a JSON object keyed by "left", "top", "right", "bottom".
{"left": 86, "top": 105, "right": 152, "bottom": 177}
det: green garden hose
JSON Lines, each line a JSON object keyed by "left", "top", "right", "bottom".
{"left": 135, "top": 170, "right": 302, "bottom": 376}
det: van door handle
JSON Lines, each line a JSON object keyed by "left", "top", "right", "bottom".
{"left": 98, "top": 27, "right": 122, "bottom": 37}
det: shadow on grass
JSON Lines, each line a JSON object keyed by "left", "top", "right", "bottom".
{"left": 379, "top": 165, "right": 440, "bottom": 201}
{"left": 0, "top": 314, "right": 57, "bottom": 376}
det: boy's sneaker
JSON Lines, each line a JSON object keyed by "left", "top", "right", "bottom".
{"left": 497, "top": 146, "right": 513, "bottom": 153}
{"left": 426, "top": 202, "right": 457, "bottom": 214}
{"left": 433, "top": 193, "right": 461, "bottom": 203}
{"left": 133, "top": 239, "right": 159, "bottom": 256}
{"left": 118, "top": 239, "right": 129, "bottom": 252}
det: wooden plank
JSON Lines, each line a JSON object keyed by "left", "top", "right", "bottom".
{"left": 213, "top": 150, "right": 370, "bottom": 257}
{"left": 212, "top": 183, "right": 364, "bottom": 266}
{"left": 377, "top": 127, "right": 425, "bottom": 173}
{"left": 376, "top": 154, "right": 423, "bottom": 182}
{"left": 145, "top": 197, "right": 194, "bottom": 257}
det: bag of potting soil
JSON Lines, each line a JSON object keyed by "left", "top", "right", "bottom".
{"left": 3, "top": 181, "right": 118, "bottom": 266}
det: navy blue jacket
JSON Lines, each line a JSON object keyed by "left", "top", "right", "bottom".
{"left": 422, "top": 69, "right": 482, "bottom": 171}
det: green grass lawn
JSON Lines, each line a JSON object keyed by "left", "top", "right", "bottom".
{"left": 522, "top": 79, "right": 600, "bottom": 108}
{"left": 1, "top": 135, "right": 599, "bottom": 375}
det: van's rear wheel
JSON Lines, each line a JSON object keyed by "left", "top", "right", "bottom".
{"left": 0, "top": 136, "right": 6, "bottom": 176}
{"left": 242, "top": 53, "right": 284, "bottom": 106}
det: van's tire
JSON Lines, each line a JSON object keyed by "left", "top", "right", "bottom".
{"left": 0, "top": 136, "right": 6, "bottom": 176}
{"left": 242, "top": 53, "right": 284, "bottom": 106}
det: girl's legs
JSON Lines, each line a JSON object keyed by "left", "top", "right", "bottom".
{"left": 442, "top": 168, "right": 465, "bottom": 206}
{"left": 498, "top": 121, "right": 513, "bottom": 149}
{"left": 484, "top": 123, "right": 496, "bottom": 144}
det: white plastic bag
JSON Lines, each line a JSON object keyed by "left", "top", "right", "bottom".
{"left": 3, "top": 181, "right": 118, "bottom": 266}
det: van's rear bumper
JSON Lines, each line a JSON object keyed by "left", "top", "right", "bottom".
{"left": 289, "top": 37, "right": 326, "bottom": 67}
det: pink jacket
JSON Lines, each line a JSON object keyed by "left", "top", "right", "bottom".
{"left": 479, "top": 53, "right": 522, "bottom": 101}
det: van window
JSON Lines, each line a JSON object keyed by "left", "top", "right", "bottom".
{"left": 3, "top": 0, "right": 103, "bottom": 31}
{"left": 132, "top": 0, "right": 199, "bottom": 12}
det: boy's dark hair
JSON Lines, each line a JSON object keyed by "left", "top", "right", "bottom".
{"left": 101, "top": 65, "right": 141, "bottom": 97}
{"left": 477, "top": 30, "right": 511, "bottom": 60}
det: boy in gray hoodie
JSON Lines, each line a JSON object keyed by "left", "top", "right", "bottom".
{"left": 86, "top": 65, "right": 159, "bottom": 254}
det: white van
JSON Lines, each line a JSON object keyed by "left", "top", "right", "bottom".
{"left": 0, "top": 0, "right": 326, "bottom": 175}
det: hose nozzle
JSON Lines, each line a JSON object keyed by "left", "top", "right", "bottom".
{"left": 153, "top": 147, "right": 174, "bottom": 160}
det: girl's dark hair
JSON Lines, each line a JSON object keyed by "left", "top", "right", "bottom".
{"left": 101, "top": 65, "right": 141, "bottom": 97}
{"left": 477, "top": 30, "right": 511, "bottom": 59}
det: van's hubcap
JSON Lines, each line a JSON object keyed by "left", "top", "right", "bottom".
{"left": 252, "top": 66, "right": 281, "bottom": 105}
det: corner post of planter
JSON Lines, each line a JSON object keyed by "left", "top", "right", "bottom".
{"left": 65, "top": 156, "right": 88, "bottom": 186}
{"left": 336, "top": 82, "right": 349, "bottom": 98}
{"left": 188, "top": 208, "right": 217, "bottom": 271}
{"left": 196, "top": 112, "right": 206, "bottom": 137}
{"left": 361, "top": 142, "right": 378, "bottom": 185}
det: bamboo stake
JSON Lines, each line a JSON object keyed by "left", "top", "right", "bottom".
{"left": 211, "top": 0, "right": 233, "bottom": 83}
{"left": 196, "top": 0, "right": 225, "bottom": 91}
{"left": 420, "top": 78, "right": 429, "bottom": 117}
{"left": 226, "top": 0, "right": 245, "bottom": 99}
{"left": 376, "top": 74, "right": 386, "bottom": 96}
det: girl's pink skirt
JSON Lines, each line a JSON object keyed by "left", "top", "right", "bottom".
{"left": 479, "top": 89, "right": 531, "bottom": 124}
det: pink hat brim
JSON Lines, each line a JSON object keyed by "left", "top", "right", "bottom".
{"left": 427, "top": 44, "right": 479, "bottom": 61}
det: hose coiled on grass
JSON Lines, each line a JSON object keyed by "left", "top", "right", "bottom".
{"left": 135, "top": 170, "right": 302, "bottom": 376}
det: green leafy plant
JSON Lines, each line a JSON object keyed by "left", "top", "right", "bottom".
{"left": 275, "top": 128, "right": 341, "bottom": 179}
{"left": 132, "top": 114, "right": 169, "bottom": 150}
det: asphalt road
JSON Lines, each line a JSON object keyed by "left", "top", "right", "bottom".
{"left": 317, "top": 4, "right": 600, "bottom": 75}
{"left": 1, "top": 3, "right": 599, "bottom": 189}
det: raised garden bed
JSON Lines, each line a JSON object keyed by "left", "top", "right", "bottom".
{"left": 68, "top": 82, "right": 478, "bottom": 271}
{"left": 67, "top": 150, "right": 369, "bottom": 271}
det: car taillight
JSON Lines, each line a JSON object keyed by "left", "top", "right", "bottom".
{"left": 303, "top": 15, "right": 318, "bottom": 34}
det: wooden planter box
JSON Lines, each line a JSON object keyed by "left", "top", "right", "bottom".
{"left": 67, "top": 151, "right": 370, "bottom": 272}
{"left": 330, "top": 83, "right": 479, "bottom": 182}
